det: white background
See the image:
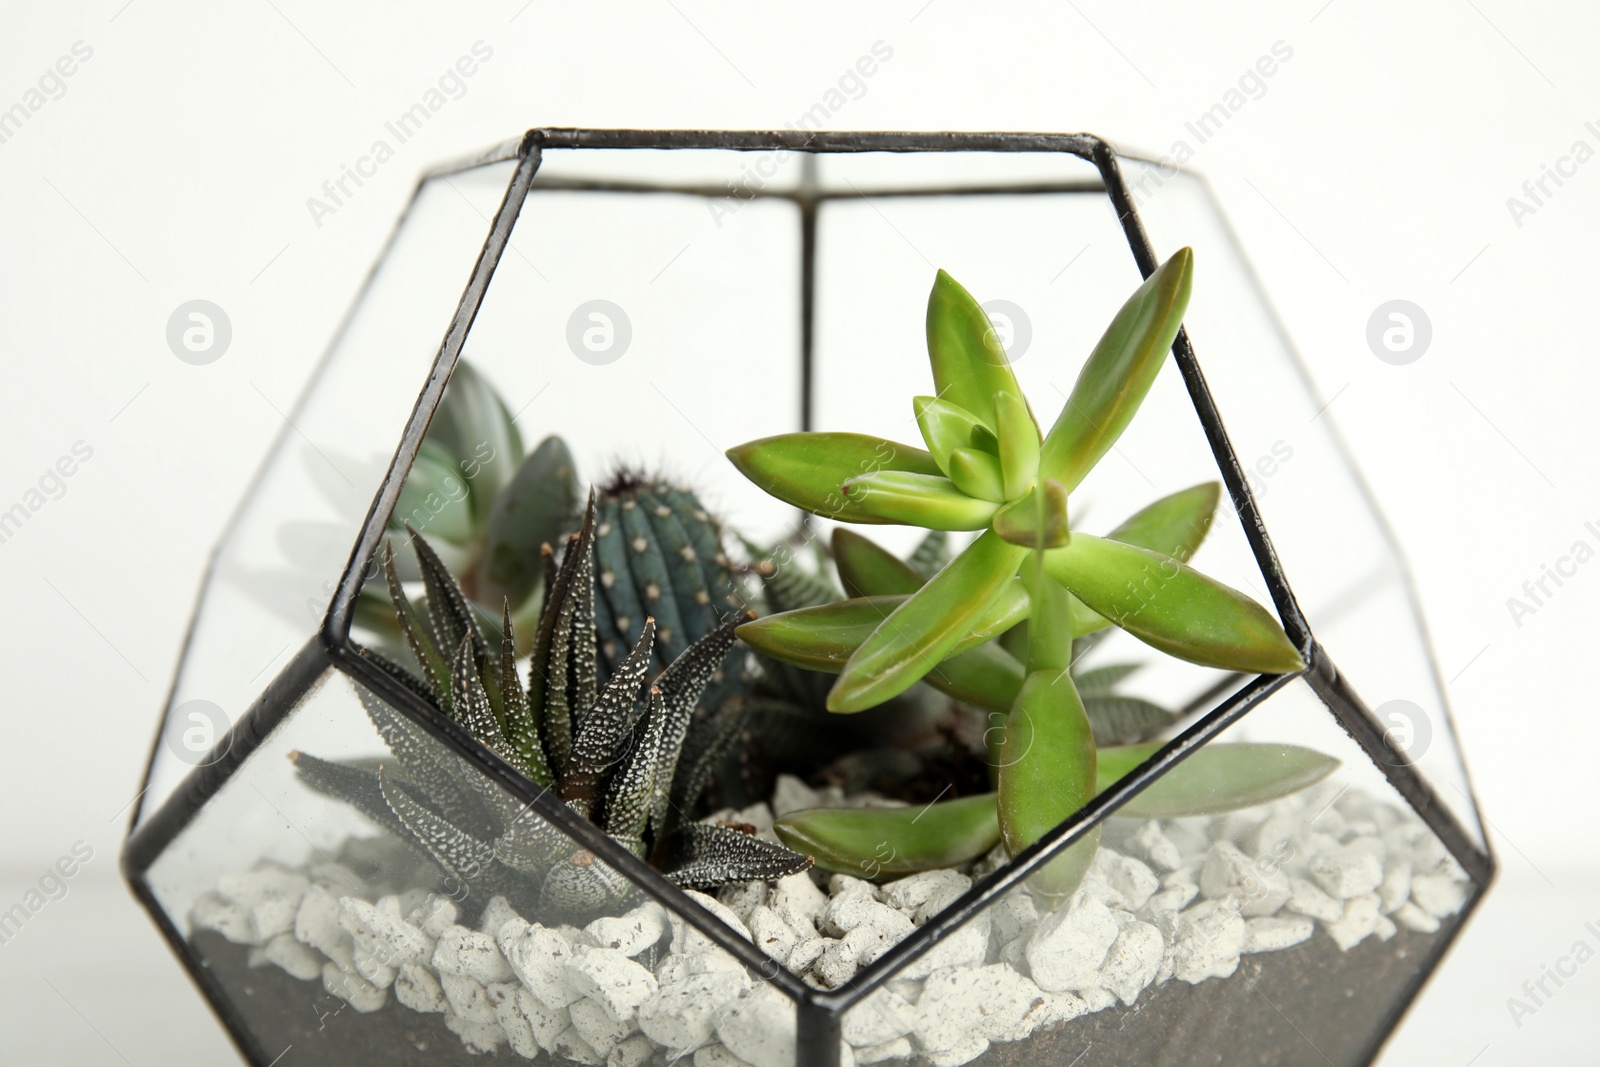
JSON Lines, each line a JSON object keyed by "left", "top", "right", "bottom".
{"left": 1, "top": 2, "right": 1595, "bottom": 1063}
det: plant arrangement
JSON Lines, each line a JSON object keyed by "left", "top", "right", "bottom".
{"left": 296, "top": 495, "right": 813, "bottom": 922}
{"left": 727, "top": 249, "right": 1335, "bottom": 900}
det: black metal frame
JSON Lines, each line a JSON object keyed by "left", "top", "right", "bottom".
{"left": 124, "top": 129, "right": 1494, "bottom": 1067}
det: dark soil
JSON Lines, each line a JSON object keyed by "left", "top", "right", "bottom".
{"left": 195, "top": 918, "right": 1448, "bottom": 1067}
{"left": 981, "top": 923, "right": 1450, "bottom": 1067}
{"left": 192, "top": 929, "right": 491, "bottom": 1067}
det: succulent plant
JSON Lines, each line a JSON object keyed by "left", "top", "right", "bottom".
{"left": 297, "top": 496, "right": 811, "bottom": 921}
{"left": 356, "top": 359, "right": 581, "bottom": 640}
{"left": 727, "top": 250, "right": 1332, "bottom": 900}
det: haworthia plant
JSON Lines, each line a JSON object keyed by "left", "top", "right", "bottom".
{"left": 731, "top": 252, "right": 1324, "bottom": 900}
{"left": 298, "top": 496, "right": 811, "bottom": 921}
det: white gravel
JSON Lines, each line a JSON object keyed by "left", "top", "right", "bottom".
{"left": 194, "top": 779, "right": 1469, "bottom": 1064}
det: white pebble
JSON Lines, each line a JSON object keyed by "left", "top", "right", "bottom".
{"left": 394, "top": 962, "right": 449, "bottom": 1014}
{"left": 477, "top": 895, "right": 523, "bottom": 940}
{"left": 434, "top": 924, "right": 514, "bottom": 983}
{"left": 263, "top": 932, "right": 322, "bottom": 981}
{"left": 570, "top": 996, "right": 637, "bottom": 1055}
{"left": 339, "top": 896, "right": 434, "bottom": 970}
{"left": 1096, "top": 917, "right": 1164, "bottom": 1004}
{"left": 490, "top": 984, "right": 541, "bottom": 1059}
{"left": 1410, "top": 873, "right": 1468, "bottom": 918}
{"left": 748, "top": 906, "right": 801, "bottom": 965}
{"left": 408, "top": 894, "right": 457, "bottom": 939}
{"left": 1199, "top": 842, "right": 1290, "bottom": 917}
{"left": 1171, "top": 900, "right": 1245, "bottom": 983}
{"left": 609, "top": 1034, "right": 656, "bottom": 1067}
{"left": 842, "top": 986, "right": 916, "bottom": 1046}
{"left": 441, "top": 972, "right": 497, "bottom": 1025}
{"left": 771, "top": 872, "right": 828, "bottom": 927}
{"left": 1379, "top": 861, "right": 1412, "bottom": 914}
{"left": 1026, "top": 894, "right": 1119, "bottom": 992}
{"left": 1242, "top": 915, "right": 1314, "bottom": 953}
{"left": 815, "top": 937, "right": 860, "bottom": 987}
{"left": 552, "top": 1025, "right": 605, "bottom": 1065}
{"left": 717, "top": 985, "right": 798, "bottom": 1067}
{"left": 587, "top": 903, "right": 669, "bottom": 958}
{"left": 901, "top": 911, "right": 990, "bottom": 980}
{"left": 1285, "top": 877, "right": 1344, "bottom": 923}
{"left": 988, "top": 892, "right": 1040, "bottom": 948}
{"left": 1393, "top": 901, "right": 1440, "bottom": 934}
{"left": 638, "top": 966, "right": 750, "bottom": 1051}
{"left": 717, "top": 881, "right": 771, "bottom": 926}
{"left": 673, "top": 891, "right": 753, "bottom": 956}
{"left": 565, "top": 944, "right": 660, "bottom": 1022}
{"left": 499, "top": 920, "right": 585, "bottom": 1009}
{"left": 880, "top": 870, "right": 971, "bottom": 921}
{"left": 322, "top": 961, "right": 387, "bottom": 1012}
{"left": 1124, "top": 820, "right": 1183, "bottom": 872}
{"left": 1326, "top": 893, "right": 1381, "bottom": 950}
{"left": 294, "top": 885, "right": 352, "bottom": 968}
{"left": 1374, "top": 914, "right": 1397, "bottom": 941}
{"left": 1086, "top": 850, "right": 1160, "bottom": 912}
{"left": 1310, "top": 846, "right": 1384, "bottom": 899}
{"left": 786, "top": 937, "right": 827, "bottom": 975}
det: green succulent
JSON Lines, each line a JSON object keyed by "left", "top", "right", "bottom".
{"left": 727, "top": 251, "right": 1329, "bottom": 900}
{"left": 297, "top": 495, "right": 811, "bottom": 922}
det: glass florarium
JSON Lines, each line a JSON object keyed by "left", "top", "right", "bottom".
{"left": 123, "top": 130, "right": 1492, "bottom": 1067}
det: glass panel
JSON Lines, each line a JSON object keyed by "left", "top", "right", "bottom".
{"left": 841, "top": 677, "right": 1481, "bottom": 1067}
{"left": 139, "top": 667, "right": 803, "bottom": 1066}
{"left": 138, "top": 161, "right": 520, "bottom": 826}
{"left": 1123, "top": 161, "right": 1485, "bottom": 847}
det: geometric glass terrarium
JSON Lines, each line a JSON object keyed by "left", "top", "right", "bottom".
{"left": 123, "top": 130, "right": 1492, "bottom": 1067}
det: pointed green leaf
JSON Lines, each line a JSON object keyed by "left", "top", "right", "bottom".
{"left": 392, "top": 440, "right": 475, "bottom": 545}
{"left": 663, "top": 823, "right": 813, "bottom": 887}
{"left": 991, "top": 480, "right": 1069, "bottom": 549}
{"left": 922, "top": 641, "right": 1024, "bottom": 712}
{"left": 727, "top": 433, "right": 944, "bottom": 524}
{"left": 1098, "top": 741, "right": 1339, "bottom": 817}
{"left": 1045, "top": 532, "right": 1304, "bottom": 674}
{"left": 1108, "top": 480, "right": 1220, "bottom": 562}
{"left": 1039, "top": 248, "right": 1194, "bottom": 492}
{"left": 497, "top": 605, "right": 554, "bottom": 788}
{"left": 1068, "top": 481, "right": 1225, "bottom": 639}
{"left": 829, "top": 532, "right": 1028, "bottom": 712}
{"left": 946, "top": 447, "right": 1007, "bottom": 503}
{"left": 602, "top": 687, "right": 666, "bottom": 841}
{"left": 737, "top": 580, "right": 1030, "bottom": 675}
{"left": 913, "top": 395, "right": 989, "bottom": 475}
{"left": 773, "top": 793, "right": 1001, "bottom": 878}
{"left": 994, "top": 390, "right": 1040, "bottom": 500}
{"left": 926, "top": 270, "right": 1024, "bottom": 428}
{"left": 832, "top": 528, "right": 925, "bottom": 599}
{"left": 426, "top": 359, "right": 524, "bottom": 526}
{"left": 997, "top": 670, "right": 1099, "bottom": 902}
{"left": 560, "top": 618, "right": 655, "bottom": 819}
{"left": 838, "top": 471, "right": 999, "bottom": 529}
{"left": 476, "top": 435, "right": 581, "bottom": 611}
